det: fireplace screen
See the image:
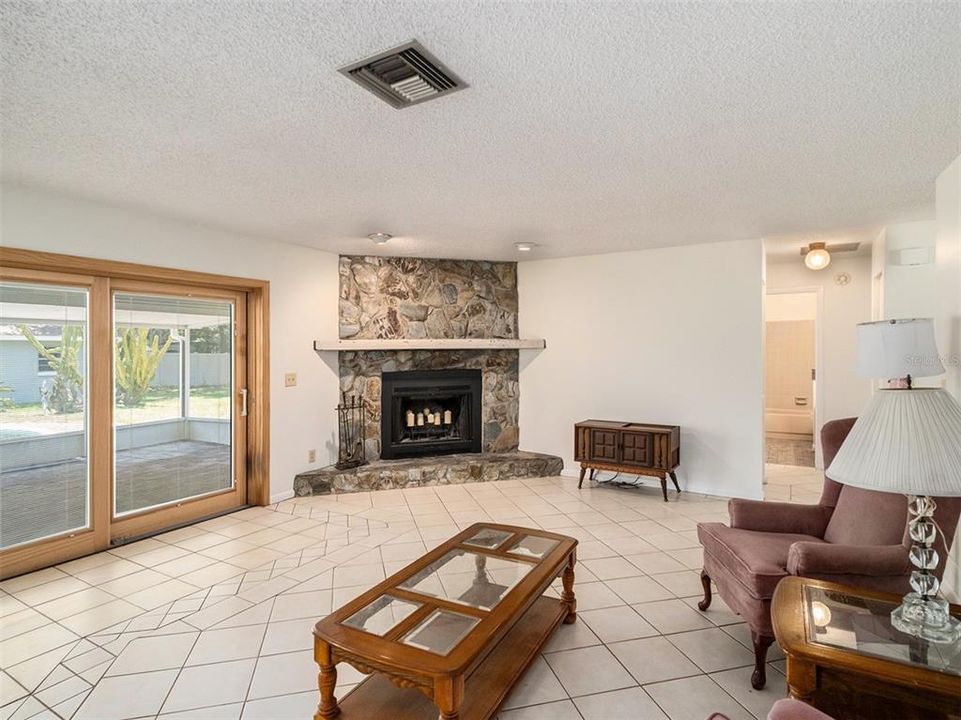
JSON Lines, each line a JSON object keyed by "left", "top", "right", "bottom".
{"left": 381, "top": 369, "right": 482, "bottom": 459}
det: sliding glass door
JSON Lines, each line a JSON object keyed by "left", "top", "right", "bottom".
{"left": 0, "top": 255, "right": 262, "bottom": 579}
{"left": 109, "top": 283, "right": 247, "bottom": 541}
{"left": 0, "top": 281, "right": 90, "bottom": 550}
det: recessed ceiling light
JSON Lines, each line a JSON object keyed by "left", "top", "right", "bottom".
{"left": 515, "top": 242, "right": 535, "bottom": 252}
{"left": 368, "top": 233, "right": 392, "bottom": 245}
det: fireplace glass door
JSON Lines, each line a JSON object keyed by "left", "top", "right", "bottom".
{"left": 381, "top": 369, "right": 482, "bottom": 459}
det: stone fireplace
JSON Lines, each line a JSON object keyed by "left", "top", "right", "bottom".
{"left": 294, "top": 255, "right": 563, "bottom": 496}
{"left": 338, "top": 256, "right": 520, "bottom": 460}
{"left": 380, "top": 369, "right": 482, "bottom": 459}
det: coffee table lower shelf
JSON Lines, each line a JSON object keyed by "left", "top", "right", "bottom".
{"left": 333, "top": 595, "right": 568, "bottom": 720}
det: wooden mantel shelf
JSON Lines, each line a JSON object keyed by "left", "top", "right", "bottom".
{"left": 313, "top": 338, "right": 546, "bottom": 351}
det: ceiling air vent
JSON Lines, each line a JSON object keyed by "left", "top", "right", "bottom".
{"left": 339, "top": 40, "right": 466, "bottom": 109}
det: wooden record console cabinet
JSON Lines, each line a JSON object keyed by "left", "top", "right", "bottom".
{"left": 574, "top": 420, "right": 681, "bottom": 501}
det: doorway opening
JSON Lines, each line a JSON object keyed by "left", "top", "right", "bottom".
{"left": 764, "top": 290, "right": 819, "bottom": 469}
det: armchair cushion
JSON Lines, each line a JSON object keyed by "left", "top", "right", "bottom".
{"left": 729, "top": 499, "right": 832, "bottom": 537}
{"left": 698, "top": 522, "right": 825, "bottom": 599}
{"left": 767, "top": 699, "right": 835, "bottom": 720}
{"left": 822, "top": 486, "right": 907, "bottom": 546}
{"left": 787, "top": 542, "right": 912, "bottom": 593}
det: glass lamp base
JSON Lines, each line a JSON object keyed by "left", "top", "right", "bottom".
{"left": 891, "top": 593, "right": 961, "bottom": 644}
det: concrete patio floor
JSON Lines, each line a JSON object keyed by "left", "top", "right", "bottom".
{"left": 1, "top": 441, "right": 230, "bottom": 549}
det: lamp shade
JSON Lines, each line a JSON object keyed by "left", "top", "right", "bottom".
{"left": 856, "top": 319, "right": 944, "bottom": 379}
{"left": 826, "top": 388, "right": 961, "bottom": 496}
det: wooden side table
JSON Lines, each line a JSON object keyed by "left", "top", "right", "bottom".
{"left": 772, "top": 576, "right": 961, "bottom": 720}
{"left": 574, "top": 420, "right": 681, "bottom": 501}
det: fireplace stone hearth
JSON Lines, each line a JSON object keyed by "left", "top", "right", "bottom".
{"left": 293, "top": 451, "right": 563, "bottom": 496}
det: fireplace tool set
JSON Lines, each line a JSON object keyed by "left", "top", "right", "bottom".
{"left": 335, "top": 392, "right": 368, "bottom": 470}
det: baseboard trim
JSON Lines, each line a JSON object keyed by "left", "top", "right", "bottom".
{"left": 270, "top": 489, "right": 295, "bottom": 504}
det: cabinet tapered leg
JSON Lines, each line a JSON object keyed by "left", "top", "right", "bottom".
{"left": 669, "top": 470, "right": 680, "bottom": 493}
{"left": 578, "top": 465, "right": 586, "bottom": 488}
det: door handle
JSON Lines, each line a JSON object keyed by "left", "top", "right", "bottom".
{"left": 240, "top": 388, "right": 248, "bottom": 417}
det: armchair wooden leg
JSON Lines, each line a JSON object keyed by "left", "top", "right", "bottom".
{"left": 697, "top": 570, "right": 712, "bottom": 611}
{"left": 751, "top": 632, "right": 774, "bottom": 690}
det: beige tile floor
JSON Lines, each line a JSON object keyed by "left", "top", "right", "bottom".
{"left": 0, "top": 467, "right": 818, "bottom": 720}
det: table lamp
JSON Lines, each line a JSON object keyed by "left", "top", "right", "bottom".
{"left": 827, "top": 318, "right": 961, "bottom": 644}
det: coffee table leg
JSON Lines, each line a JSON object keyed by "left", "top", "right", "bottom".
{"left": 435, "top": 675, "right": 464, "bottom": 720}
{"left": 315, "top": 640, "right": 340, "bottom": 720}
{"left": 561, "top": 551, "right": 577, "bottom": 624}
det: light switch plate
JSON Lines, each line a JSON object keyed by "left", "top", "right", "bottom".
{"left": 308, "top": 449, "right": 316, "bottom": 463}
{"left": 284, "top": 372, "right": 297, "bottom": 387}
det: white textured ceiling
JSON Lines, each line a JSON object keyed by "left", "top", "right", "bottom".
{"left": 2, "top": 1, "right": 959, "bottom": 261}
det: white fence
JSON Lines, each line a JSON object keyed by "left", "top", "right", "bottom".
{"left": 153, "top": 353, "right": 229, "bottom": 388}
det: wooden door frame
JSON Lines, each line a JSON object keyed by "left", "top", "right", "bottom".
{"left": 0, "top": 248, "right": 270, "bottom": 578}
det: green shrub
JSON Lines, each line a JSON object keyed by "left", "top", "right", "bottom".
{"left": 17, "top": 324, "right": 84, "bottom": 413}
{"left": 115, "top": 328, "right": 173, "bottom": 407}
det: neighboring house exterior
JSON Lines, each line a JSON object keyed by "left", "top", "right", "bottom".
{"left": 0, "top": 334, "right": 72, "bottom": 405}
{"left": 0, "top": 328, "right": 229, "bottom": 406}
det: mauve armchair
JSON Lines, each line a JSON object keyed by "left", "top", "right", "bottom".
{"left": 696, "top": 417, "right": 961, "bottom": 690}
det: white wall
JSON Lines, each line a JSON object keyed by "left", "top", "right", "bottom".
{"left": 518, "top": 239, "right": 764, "bottom": 499}
{"left": 765, "top": 256, "right": 872, "bottom": 438}
{"left": 0, "top": 183, "right": 341, "bottom": 501}
{"left": 935, "top": 156, "right": 961, "bottom": 402}
{"left": 880, "top": 221, "right": 938, "bottom": 320}
{"left": 935, "top": 155, "right": 961, "bottom": 602}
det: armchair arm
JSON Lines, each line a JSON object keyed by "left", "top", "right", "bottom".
{"left": 787, "top": 542, "right": 911, "bottom": 578}
{"left": 729, "top": 499, "right": 833, "bottom": 537}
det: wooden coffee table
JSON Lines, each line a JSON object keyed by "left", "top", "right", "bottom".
{"left": 313, "top": 523, "right": 577, "bottom": 720}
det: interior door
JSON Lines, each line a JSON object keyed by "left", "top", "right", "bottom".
{"left": 108, "top": 282, "right": 248, "bottom": 542}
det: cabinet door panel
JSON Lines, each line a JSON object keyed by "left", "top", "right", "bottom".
{"left": 621, "top": 432, "right": 652, "bottom": 467}
{"left": 590, "top": 429, "right": 619, "bottom": 462}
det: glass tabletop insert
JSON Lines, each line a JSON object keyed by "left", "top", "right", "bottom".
{"left": 343, "top": 595, "right": 421, "bottom": 636}
{"left": 507, "top": 534, "right": 559, "bottom": 560}
{"left": 804, "top": 586, "right": 961, "bottom": 676}
{"left": 401, "top": 609, "right": 480, "bottom": 655}
{"left": 399, "top": 548, "right": 532, "bottom": 611}
{"left": 462, "top": 527, "right": 513, "bottom": 550}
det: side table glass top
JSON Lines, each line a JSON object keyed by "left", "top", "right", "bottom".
{"left": 804, "top": 585, "right": 961, "bottom": 676}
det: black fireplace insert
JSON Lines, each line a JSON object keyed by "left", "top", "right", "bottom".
{"left": 380, "top": 369, "right": 482, "bottom": 459}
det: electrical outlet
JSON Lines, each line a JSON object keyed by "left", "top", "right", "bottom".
{"left": 308, "top": 449, "right": 316, "bottom": 463}
{"left": 284, "top": 372, "right": 297, "bottom": 387}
